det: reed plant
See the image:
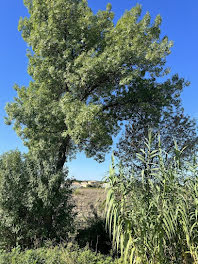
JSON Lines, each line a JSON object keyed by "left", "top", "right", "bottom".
{"left": 106, "top": 132, "right": 198, "bottom": 263}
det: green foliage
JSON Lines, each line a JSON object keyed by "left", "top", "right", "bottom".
{"left": 0, "top": 245, "right": 123, "bottom": 264}
{"left": 0, "top": 151, "right": 75, "bottom": 250}
{"left": 106, "top": 133, "right": 198, "bottom": 263}
{"left": 5, "top": 0, "right": 187, "bottom": 168}
{"left": 116, "top": 107, "right": 198, "bottom": 171}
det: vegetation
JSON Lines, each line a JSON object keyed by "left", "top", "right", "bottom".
{"left": 106, "top": 133, "right": 198, "bottom": 263}
{"left": 0, "top": 151, "right": 75, "bottom": 250}
{"left": 76, "top": 209, "right": 112, "bottom": 255}
{"left": 0, "top": 244, "right": 123, "bottom": 264}
{"left": 1, "top": 0, "right": 197, "bottom": 263}
{"left": 116, "top": 107, "right": 198, "bottom": 171}
{"left": 5, "top": 0, "right": 187, "bottom": 170}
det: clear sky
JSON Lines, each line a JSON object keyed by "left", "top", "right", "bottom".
{"left": 0, "top": 0, "right": 197, "bottom": 180}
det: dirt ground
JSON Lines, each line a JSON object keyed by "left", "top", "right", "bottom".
{"left": 72, "top": 188, "right": 106, "bottom": 223}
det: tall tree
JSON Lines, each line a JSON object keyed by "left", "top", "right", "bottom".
{"left": 6, "top": 0, "right": 187, "bottom": 170}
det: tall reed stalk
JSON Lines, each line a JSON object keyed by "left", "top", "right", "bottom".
{"left": 105, "top": 133, "right": 198, "bottom": 263}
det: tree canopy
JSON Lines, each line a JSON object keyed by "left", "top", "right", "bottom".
{"left": 6, "top": 0, "right": 188, "bottom": 170}
{"left": 116, "top": 107, "right": 198, "bottom": 170}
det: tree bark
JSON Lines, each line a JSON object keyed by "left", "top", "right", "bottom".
{"left": 56, "top": 135, "right": 71, "bottom": 171}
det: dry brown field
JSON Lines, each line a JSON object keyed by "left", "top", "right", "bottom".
{"left": 72, "top": 188, "right": 106, "bottom": 223}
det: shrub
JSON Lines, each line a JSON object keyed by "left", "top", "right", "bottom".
{"left": 0, "top": 151, "right": 75, "bottom": 250}
{"left": 0, "top": 245, "right": 123, "bottom": 264}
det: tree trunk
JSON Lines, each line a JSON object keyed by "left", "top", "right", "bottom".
{"left": 56, "top": 135, "right": 71, "bottom": 171}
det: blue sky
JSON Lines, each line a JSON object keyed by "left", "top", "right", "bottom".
{"left": 0, "top": 0, "right": 197, "bottom": 180}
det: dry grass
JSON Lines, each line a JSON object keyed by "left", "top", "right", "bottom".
{"left": 72, "top": 188, "right": 106, "bottom": 223}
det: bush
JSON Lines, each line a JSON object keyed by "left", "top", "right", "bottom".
{"left": 0, "top": 245, "right": 123, "bottom": 264}
{"left": 0, "top": 151, "right": 75, "bottom": 250}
